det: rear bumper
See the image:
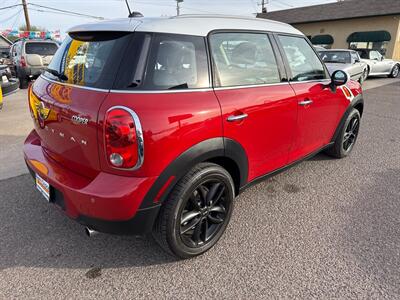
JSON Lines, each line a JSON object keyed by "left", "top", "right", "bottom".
{"left": 24, "top": 129, "right": 160, "bottom": 235}
{"left": 1, "top": 78, "right": 19, "bottom": 96}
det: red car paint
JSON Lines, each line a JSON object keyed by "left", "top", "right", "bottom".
{"left": 23, "top": 27, "right": 363, "bottom": 235}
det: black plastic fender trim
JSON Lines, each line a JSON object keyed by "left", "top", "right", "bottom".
{"left": 331, "top": 94, "right": 364, "bottom": 143}
{"left": 139, "top": 137, "right": 249, "bottom": 209}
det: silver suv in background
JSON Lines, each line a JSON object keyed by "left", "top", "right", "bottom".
{"left": 10, "top": 39, "right": 59, "bottom": 88}
{"left": 357, "top": 49, "right": 400, "bottom": 78}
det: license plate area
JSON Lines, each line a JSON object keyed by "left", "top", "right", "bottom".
{"left": 35, "top": 173, "right": 51, "bottom": 202}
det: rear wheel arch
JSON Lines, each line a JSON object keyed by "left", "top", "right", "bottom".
{"left": 140, "top": 137, "right": 248, "bottom": 209}
{"left": 354, "top": 102, "right": 364, "bottom": 117}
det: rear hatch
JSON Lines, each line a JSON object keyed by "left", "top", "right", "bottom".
{"left": 25, "top": 42, "right": 59, "bottom": 67}
{"left": 30, "top": 32, "right": 133, "bottom": 177}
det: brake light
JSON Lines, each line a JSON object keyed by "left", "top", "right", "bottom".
{"left": 104, "top": 107, "right": 143, "bottom": 169}
{"left": 20, "top": 56, "right": 26, "bottom": 67}
{"left": 28, "top": 85, "right": 36, "bottom": 119}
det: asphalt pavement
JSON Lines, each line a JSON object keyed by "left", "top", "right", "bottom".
{"left": 0, "top": 78, "right": 399, "bottom": 299}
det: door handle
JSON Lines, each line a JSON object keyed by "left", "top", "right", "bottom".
{"left": 298, "top": 99, "right": 313, "bottom": 106}
{"left": 227, "top": 113, "right": 248, "bottom": 122}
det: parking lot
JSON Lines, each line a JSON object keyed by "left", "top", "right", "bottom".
{"left": 0, "top": 78, "right": 399, "bottom": 298}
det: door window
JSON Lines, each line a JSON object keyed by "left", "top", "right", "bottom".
{"left": 278, "top": 35, "right": 327, "bottom": 82}
{"left": 350, "top": 51, "right": 360, "bottom": 62}
{"left": 369, "top": 51, "right": 381, "bottom": 60}
{"left": 143, "top": 33, "right": 209, "bottom": 90}
{"left": 209, "top": 32, "right": 281, "bottom": 87}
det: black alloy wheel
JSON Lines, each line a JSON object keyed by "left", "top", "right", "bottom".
{"left": 179, "top": 180, "right": 229, "bottom": 248}
{"left": 326, "top": 108, "right": 361, "bottom": 158}
{"left": 342, "top": 115, "right": 360, "bottom": 152}
{"left": 153, "top": 163, "right": 235, "bottom": 259}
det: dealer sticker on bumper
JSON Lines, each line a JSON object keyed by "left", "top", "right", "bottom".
{"left": 36, "top": 173, "right": 50, "bottom": 201}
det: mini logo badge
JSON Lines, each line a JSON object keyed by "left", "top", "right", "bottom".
{"left": 37, "top": 102, "right": 50, "bottom": 129}
{"left": 71, "top": 115, "right": 89, "bottom": 125}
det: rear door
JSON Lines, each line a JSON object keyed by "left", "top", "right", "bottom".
{"left": 276, "top": 34, "right": 341, "bottom": 162}
{"left": 210, "top": 32, "right": 297, "bottom": 181}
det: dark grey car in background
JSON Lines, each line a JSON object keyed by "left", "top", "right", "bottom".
{"left": 318, "top": 49, "right": 368, "bottom": 84}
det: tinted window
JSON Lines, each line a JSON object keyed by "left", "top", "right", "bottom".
{"left": 279, "top": 35, "right": 327, "bottom": 81}
{"left": 319, "top": 51, "right": 351, "bottom": 64}
{"left": 142, "top": 34, "right": 209, "bottom": 90}
{"left": 210, "top": 32, "right": 280, "bottom": 87}
{"left": 46, "top": 32, "right": 132, "bottom": 89}
{"left": 25, "top": 42, "right": 58, "bottom": 55}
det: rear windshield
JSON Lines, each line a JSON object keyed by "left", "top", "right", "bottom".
{"left": 319, "top": 51, "right": 351, "bottom": 64}
{"left": 45, "top": 32, "right": 133, "bottom": 89}
{"left": 25, "top": 42, "right": 58, "bottom": 55}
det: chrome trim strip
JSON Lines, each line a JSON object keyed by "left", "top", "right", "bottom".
{"left": 105, "top": 106, "right": 144, "bottom": 171}
{"left": 289, "top": 79, "right": 331, "bottom": 85}
{"left": 214, "top": 82, "right": 289, "bottom": 91}
{"left": 109, "top": 88, "right": 213, "bottom": 94}
{"left": 40, "top": 75, "right": 110, "bottom": 93}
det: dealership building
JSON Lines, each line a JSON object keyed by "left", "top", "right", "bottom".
{"left": 258, "top": 0, "right": 400, "bottom": 60}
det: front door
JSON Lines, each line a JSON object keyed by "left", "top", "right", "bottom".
{"left": 276, "top": 35, "right": 342, "bottom": 162}
{"left": 209, "top": 32, "right": 298, "bottom": 181}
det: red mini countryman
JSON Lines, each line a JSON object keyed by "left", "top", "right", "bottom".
{"left": 24, "top": 15, "right": 363, "bottom": 258}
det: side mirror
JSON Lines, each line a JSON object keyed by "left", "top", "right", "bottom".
{"left": 331, "top": 70, "right": 349, "bottom": 88}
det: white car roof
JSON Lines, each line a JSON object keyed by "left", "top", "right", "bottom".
{"left": 68, "top": 15, "right": 303, "bottom": 37}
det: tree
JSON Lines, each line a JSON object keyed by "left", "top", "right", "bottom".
{"left": 19, "top": 25, "right": 47, "bottom": 32}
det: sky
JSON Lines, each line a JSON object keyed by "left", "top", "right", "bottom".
{"left": 0, "top": 0, "right": 336, "bottom": 35}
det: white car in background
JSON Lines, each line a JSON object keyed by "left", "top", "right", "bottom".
{"left": 357, "top": 49, "right": 400, "bottom": 78}
{"left": 318, "top": 49, "right": 368, "bottom": 84}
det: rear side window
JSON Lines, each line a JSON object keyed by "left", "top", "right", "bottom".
{"left": 210, "top": 32, "right": 280, "bottom": 87}
{"left": 278, "top": 35, "right": 327, "bottom": 82}
{"left": 25, "top": 42, "right": 58, "bottom": 56}
{"left": 142, "top": 33, "right": 209, "bottom": 90}
{"left": 46, "top": 32, "right": 133, "bottom": 89}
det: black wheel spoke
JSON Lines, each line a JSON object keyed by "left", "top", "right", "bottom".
{"left": 208, "top": 214, "right": 224, "bottom": 224}
{"left": 193, "top": 219, "right": 203, "bottom": 244}
{"left": 180, "top": 216, "right": 201, "bottom": 235}
{"left": 181, "top": 211, "right": 201, "bottom": 224}
{"left": 350, "top": 118, "right": 359, "bottom": 132}
{"left": 209, "top": 205, "right": 225, "bottom": 214}
{"left": 206, "top": 182, "right": 221, "bottom": 205}
{"left": 198, "top": 185, "right": 208, "bottom": 207}
{"left": 202, "top": 217, "right": 209, "bottom": 242}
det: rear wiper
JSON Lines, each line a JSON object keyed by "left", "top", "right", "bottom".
{"left": 45, "top": 68, "right": 68, "bottom": 81}
{"left": 168, "top": 83, "right": 189, "bottom": 90}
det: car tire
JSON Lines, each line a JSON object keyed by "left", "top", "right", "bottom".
{"left": 19, "top": 76, "right": 29, "bottom": 89}
{"left": 326, "top": 108, "right": 361, "bottom": 158}
{"left": 152, "top": 162, "right": 235, "bottom": 259}
{"left": 389, "top": 64, "right": 400, "bottom": 78}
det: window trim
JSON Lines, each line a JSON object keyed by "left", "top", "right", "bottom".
{"left": 273, "top": 32, "right": 330, "bottom": 83}
{"left": 207, "top": 29, "right": 288, "bottom": 89}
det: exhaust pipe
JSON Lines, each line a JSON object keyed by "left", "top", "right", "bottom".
{"left": 85, "top": 227, "right": 99, "bottom": 237}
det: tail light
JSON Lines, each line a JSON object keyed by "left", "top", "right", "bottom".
{"left": 28, "top": 85, "right": 36, "bottom": 119}
{"left": 104, "top": 106, "right": 144, "bottom": 170}
{"left": 20, "top": 56, "right": 27, "bottom": 67}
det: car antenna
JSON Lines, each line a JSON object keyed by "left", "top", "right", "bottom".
{"left": 125, "top": 0, "right": 144, "bottom": 18}
{"left": 125, "top": 0, "right": 132, "bottom": 16}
